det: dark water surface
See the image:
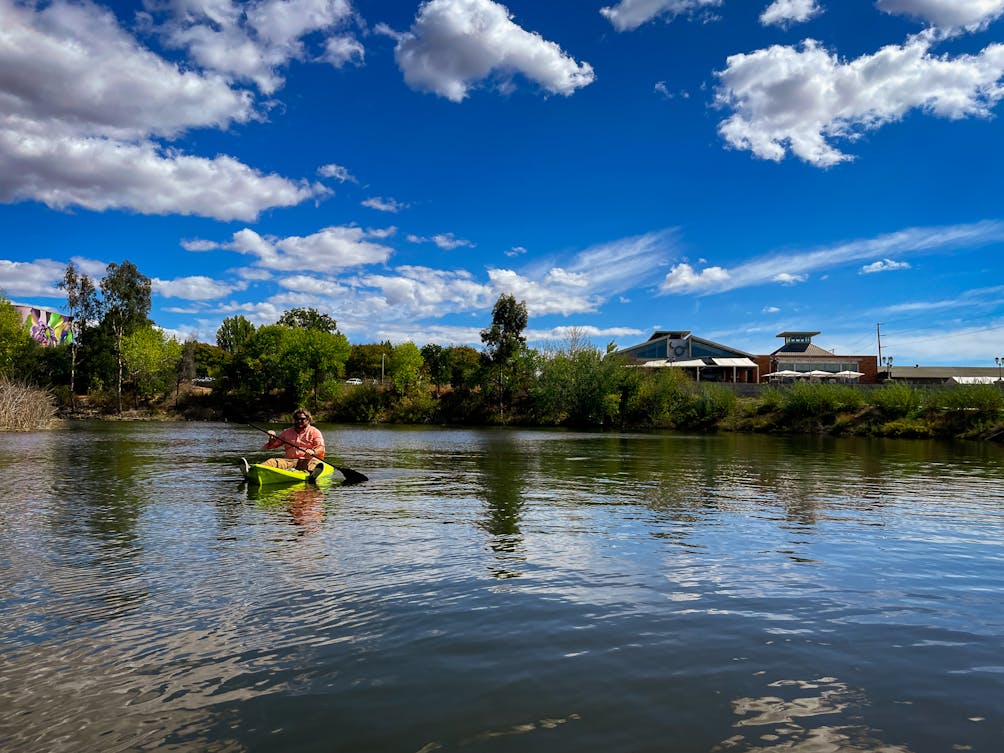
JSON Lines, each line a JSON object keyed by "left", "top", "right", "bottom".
{"left": 1, "top": 422, "right": 1002, "bottom": 752}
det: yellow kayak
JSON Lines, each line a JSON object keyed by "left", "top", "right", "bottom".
{"left": 242, "top": 460, "right": 335, "bottom": 486}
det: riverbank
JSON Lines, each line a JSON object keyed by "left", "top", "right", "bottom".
{"left": 42, "top": 381, "right": 1004, "bottom": 444}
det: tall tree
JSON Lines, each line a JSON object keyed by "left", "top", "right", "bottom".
{"left": 480, "top": 294, "right": 529, "bottom": 419}
{"left": 99, "top": 261, "right": 152, "bottom": 413}
{"left": 421, "top": 343, "right": 449, "bottom": 395}
{"left": 277, "top": 307, "right": 338, "bottom": 333}
{"left": 389, "top": 342, "right": 424, "bottom": 396}
{"left": 216, "top": 315, "right": 256, "bottom": 355}
{"left": 58, "top": 262, "right": 99, "bottom": 410}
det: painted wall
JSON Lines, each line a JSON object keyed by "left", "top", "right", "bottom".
{"left": 16, "top": 305, "right": 73, "bottom": 347}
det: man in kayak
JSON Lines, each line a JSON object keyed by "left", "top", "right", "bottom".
{"left": 245, "top": 408, "right": 326, "bottom": 480}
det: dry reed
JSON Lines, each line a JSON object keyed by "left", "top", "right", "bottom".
{"left": 0, "top": 375, "right": 58, "bottom": 430}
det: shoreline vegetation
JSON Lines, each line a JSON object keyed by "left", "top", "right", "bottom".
{"left": 6, "top": 374, "right": 1003, "bottom": 443}
{"left": 3, "top": 280, "right": 1002, "bottom": 441}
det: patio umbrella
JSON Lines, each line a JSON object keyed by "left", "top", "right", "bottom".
{"left": 834, "top": 370, "right": 864, "bottom": 379}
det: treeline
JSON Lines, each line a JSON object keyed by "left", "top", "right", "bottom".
{"left": 2, "top": 261, "right": 1003, "bottom": 439}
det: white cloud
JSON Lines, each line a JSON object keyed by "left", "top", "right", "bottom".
{"left": 408, "top": 232, "right": 476, "bottom": 249}
{"left": 152, "top": 276, "right": 245, "bottom": 300}
{"left": 486, "top": 268, "right": 600, "bottom": 315}
{"left": 0, "top": 259, "right": 68, "bottom": 298}
{"left": 227, "top": 225, "right": 395, "bottom": 273}
{"left": 505, "top": 245, "right": 529, "bottom": 257}
{"left": 861, "top": 258, "right": 912, "bottom": 273}
{"left": 0, "top": 0, "right": 323, "bottom": 219}
{"left": 147, "top": 0, "right": 361, "bottom": 94}
{"left": 318, "top": 163, "right": 357, "bottom": 182}
{"left": 715, "top": 35, "right": 1004, "bottom": 166}
{"left": 393, "top": 0, "right": 595, "bottom": 102}
{"left": 773, "top": 272, "right": 808, "bottom": 284}
{"left": 876, "top": 0, "right": 1004, "bottom": 32}
{"left": 660, "top": 221, "right": 1004, "bottom": 294}
{"left": 760, "top": 0, "right": 823, "bottom": 28}
{"left": 763, "top": 306, "right": 782, "bottom": 313}
{"left": 363, "top": 196, "right": 409, "bottom": 213}
{"left": 662, "top": 263, "right": 731, "bottom": 292}
{"left": 600, "top": 0, "right": 721, "bottom": 32}
{"left": 228, "top": 226, "right": 396, "bottom": 271}
{"left": 182, "top": 239, "right": 223, "bottom": 252}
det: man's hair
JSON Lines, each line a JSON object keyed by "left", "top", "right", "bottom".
{"left": 294, "top": 408, "right": 312, "bottom": 421}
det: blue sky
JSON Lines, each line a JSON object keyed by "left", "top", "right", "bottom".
{"left": 2, "top": 0, "right": 1003, "bottom": 365}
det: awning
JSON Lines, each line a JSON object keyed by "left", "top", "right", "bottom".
{"left": 711, "top": 357, "right": 757, "bottom": 367}
{"left": 668, "top": 359, "right": 708, "bottom": 368}
{"left": 952, "top": 376, "right": 1000, "bottom": 384}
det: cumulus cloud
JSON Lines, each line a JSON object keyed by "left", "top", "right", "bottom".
{"left": 861, "top": 258, "right": 912, "bottom": 273}
{"left": 145, "top": 0, "right": 362, "bottom": 94}
{"left": 600, "top": 0, "right": 721, "bottom": 32}
{"left": 0, "top": 0, "right": 322, "bottom": 219}
{"left": 226, "top": 225, "right": 395, "bottom": 270}
{"left": 392, "top": 0, "right": 595, "bottom": 102}
{"left": 715, "top": 35, "right": 1004, "bottom": 166}
{"left": 760, "top": 0, "right": 823, "bottom": 28}
{"left": 0, "top": 258, "right": 68, "bottom": 297}
{"left": 660, "top": 221, "right": 1004, "bottom": 294}
{"left": 876, "top": 0, "right": 1004, "bottom": 32}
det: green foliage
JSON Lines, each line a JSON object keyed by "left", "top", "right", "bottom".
{"left": 421, "top": 343, "right": 449, "bottom": 393}
{"left": 0, "top": 297, "right": 35, "bottom": 376}
{"left": 696, "top": 383, "right": 737, "bottom": 426}
{"left": 387, "top": 390, "right": 437, "bottom": 423}
{"left": 931, "top": 385, "right": 1004, "bottom": 417}
{"left": 389, "top": 342, "right": 424, "bottom": 395}
{"left": 480, "top": 294, "right": 529, "bottom": 419}
{"left": 780, "top": 382, "right": 864, "bottom": 419}
{"left": 122, "top": 326, "right": 182, "bottom": 403}
{"left": 99, "top": 260, "right": 152, "bottom": 413}
{"left": 332, "top": 383, "right": 386, "bottom": 422}
{"left": 871, "top": 383, "right": 922, "bottom": 418}
{"left": 623, "top": 368, "right": 699, "bottom": 428}
{"left": 448, "top": 345, "right": 482, "bottom": 390}
{"left": 346, "top": 342, "right": 392, "bottom": 381}
{"left": 532, "top": 345, "right": 625, "bottom": 426}
{"left": 277, "top": 307, "right": 338, "bottom": 333}
{"left": 216, "top": 315, "right": 256, "bottom": 354}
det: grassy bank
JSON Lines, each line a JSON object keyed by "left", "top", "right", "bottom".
{"left": 726, "top": 382, "right": 1004, "bottom": 440}
{"left": 0, "top": 375, "right": 58, "bottom": 430}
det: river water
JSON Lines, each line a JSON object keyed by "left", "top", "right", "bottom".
{"left": 1, "top": 422, "right": 1002, "bottom": 752}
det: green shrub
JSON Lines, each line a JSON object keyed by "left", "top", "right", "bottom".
{"left": 870, "top": 383, "right": 921, "bottom": 418}
{"left": 782, "top": 382, "right": 864, "bottom": 419}
{"left": 931, "top": 385, "right": 1004, "bottom": 417}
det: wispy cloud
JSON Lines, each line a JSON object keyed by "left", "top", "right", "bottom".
{"left": 660, "top": 221, "right": 1004, "bottom": 294}
{"left": 362, "top": 196, "right": 409, "bottom": 213}
{"left": 601, "top": 0, "right": 721, "bottom": 32}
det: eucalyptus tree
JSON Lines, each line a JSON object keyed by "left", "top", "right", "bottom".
{"left": 99, "top": 261, "right": 152, "bottom": 413}
{"left": 480, "top": 294, "right": 528, "bottom": 419}
{"left": 58, "top": 262, "right": 99, "bottom": 409}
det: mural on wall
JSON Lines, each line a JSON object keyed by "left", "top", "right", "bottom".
{"left": 16, "top": 306, "right": 73, "bottom": 347}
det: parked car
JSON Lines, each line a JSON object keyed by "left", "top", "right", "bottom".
{"left": 345, "top": 378, "right": 363, "bottom": 385}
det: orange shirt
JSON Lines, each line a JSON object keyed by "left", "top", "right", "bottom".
{"left": 263, "top": 425, "right": 325, "bottom": 459}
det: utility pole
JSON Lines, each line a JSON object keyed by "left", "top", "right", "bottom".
{"left": 876, "top": 323, "right": 883, "bottom": 366}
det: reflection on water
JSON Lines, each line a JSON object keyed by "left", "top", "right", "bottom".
{"left": 1, "top": 423, "right": 1003, "bottom": 752}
